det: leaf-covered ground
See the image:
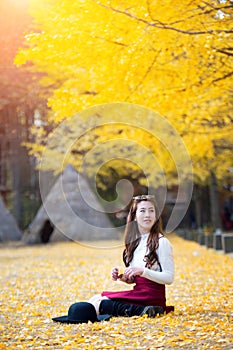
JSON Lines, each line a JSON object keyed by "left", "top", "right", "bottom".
{"left": 0, "top": 234, "right": 232, "bottom": 349}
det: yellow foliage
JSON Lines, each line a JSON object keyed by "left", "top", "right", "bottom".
{"left": 0, "top": 235, "right": 233, "bottom": 348}
{"left": 14, "top": 0, "right": 233, "bottom": 183}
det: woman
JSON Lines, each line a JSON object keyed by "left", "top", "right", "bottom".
{"left": 89, "top": 194, "right": 175, "bottom": 318}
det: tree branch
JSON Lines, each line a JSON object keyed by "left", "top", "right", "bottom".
{"left": 125, "top": 51, "right": 161, "bottom": 100}
{"left": 95, "top": 1, "right": 233, "bottom": 35}
{"left": 215, "top": 48, "right": 233, "bottom": 57}
{"left": 212, "top": 71, "right": 233, "bottom": 83}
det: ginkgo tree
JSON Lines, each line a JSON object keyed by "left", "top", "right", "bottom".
{"left": 15, "top": 0, "right": 233, "bottom": 203}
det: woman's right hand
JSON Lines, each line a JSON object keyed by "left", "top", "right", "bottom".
{"left": 111, "top": 267, "right": 119, "bottom": 281}
{"left": 118, "top": 274, "right": 135, "bottom": 284}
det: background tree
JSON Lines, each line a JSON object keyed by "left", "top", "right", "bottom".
{"left": 0, "top": 0, "right": 48, "bottom": 228}
{"left": 15, "top": 0, "right": 233, "bottom": 228}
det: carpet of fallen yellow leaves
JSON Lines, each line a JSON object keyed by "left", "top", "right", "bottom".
{"left": 0, "top": 234, "right": 232, "bottom": 349}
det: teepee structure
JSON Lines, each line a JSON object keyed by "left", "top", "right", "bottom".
{"left": 0, "top": 195, "right": 22, "bottom": 242}
{"left": 23, "top": 165, "right": 119, "bottom": 244}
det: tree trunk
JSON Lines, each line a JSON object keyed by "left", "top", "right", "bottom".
{"left": 209, "top": 170, "right": 222, "bottom": 231}
{"left": 193, "top": 185, "right": 202, "bottom": 229}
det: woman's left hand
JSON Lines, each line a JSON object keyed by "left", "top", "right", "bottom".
{"left": 123, "top": 267, "right": 144, "bottom": 279}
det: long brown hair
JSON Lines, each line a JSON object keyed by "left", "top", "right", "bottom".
{"left": 123, "top": 197, "right": 163, "bottom": 268}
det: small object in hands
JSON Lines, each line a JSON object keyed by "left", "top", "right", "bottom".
{"left": 117, "top": 273, "right": 135, "bottom": 283}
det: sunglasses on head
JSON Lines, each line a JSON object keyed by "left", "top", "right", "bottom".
{"left": 133, "top": 195, "right": 155, "bottom": 201}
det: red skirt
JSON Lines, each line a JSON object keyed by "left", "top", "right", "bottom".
{"left": 102, "top": 276, "right": 174, "bottom": 313}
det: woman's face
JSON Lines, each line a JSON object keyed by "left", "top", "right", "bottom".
{"left": 135, "top": 200, "right": 156, "bottom": 234}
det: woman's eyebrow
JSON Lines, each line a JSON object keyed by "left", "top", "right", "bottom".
{"left": 139, "top": 206, "right": 154, "bottom": 210}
